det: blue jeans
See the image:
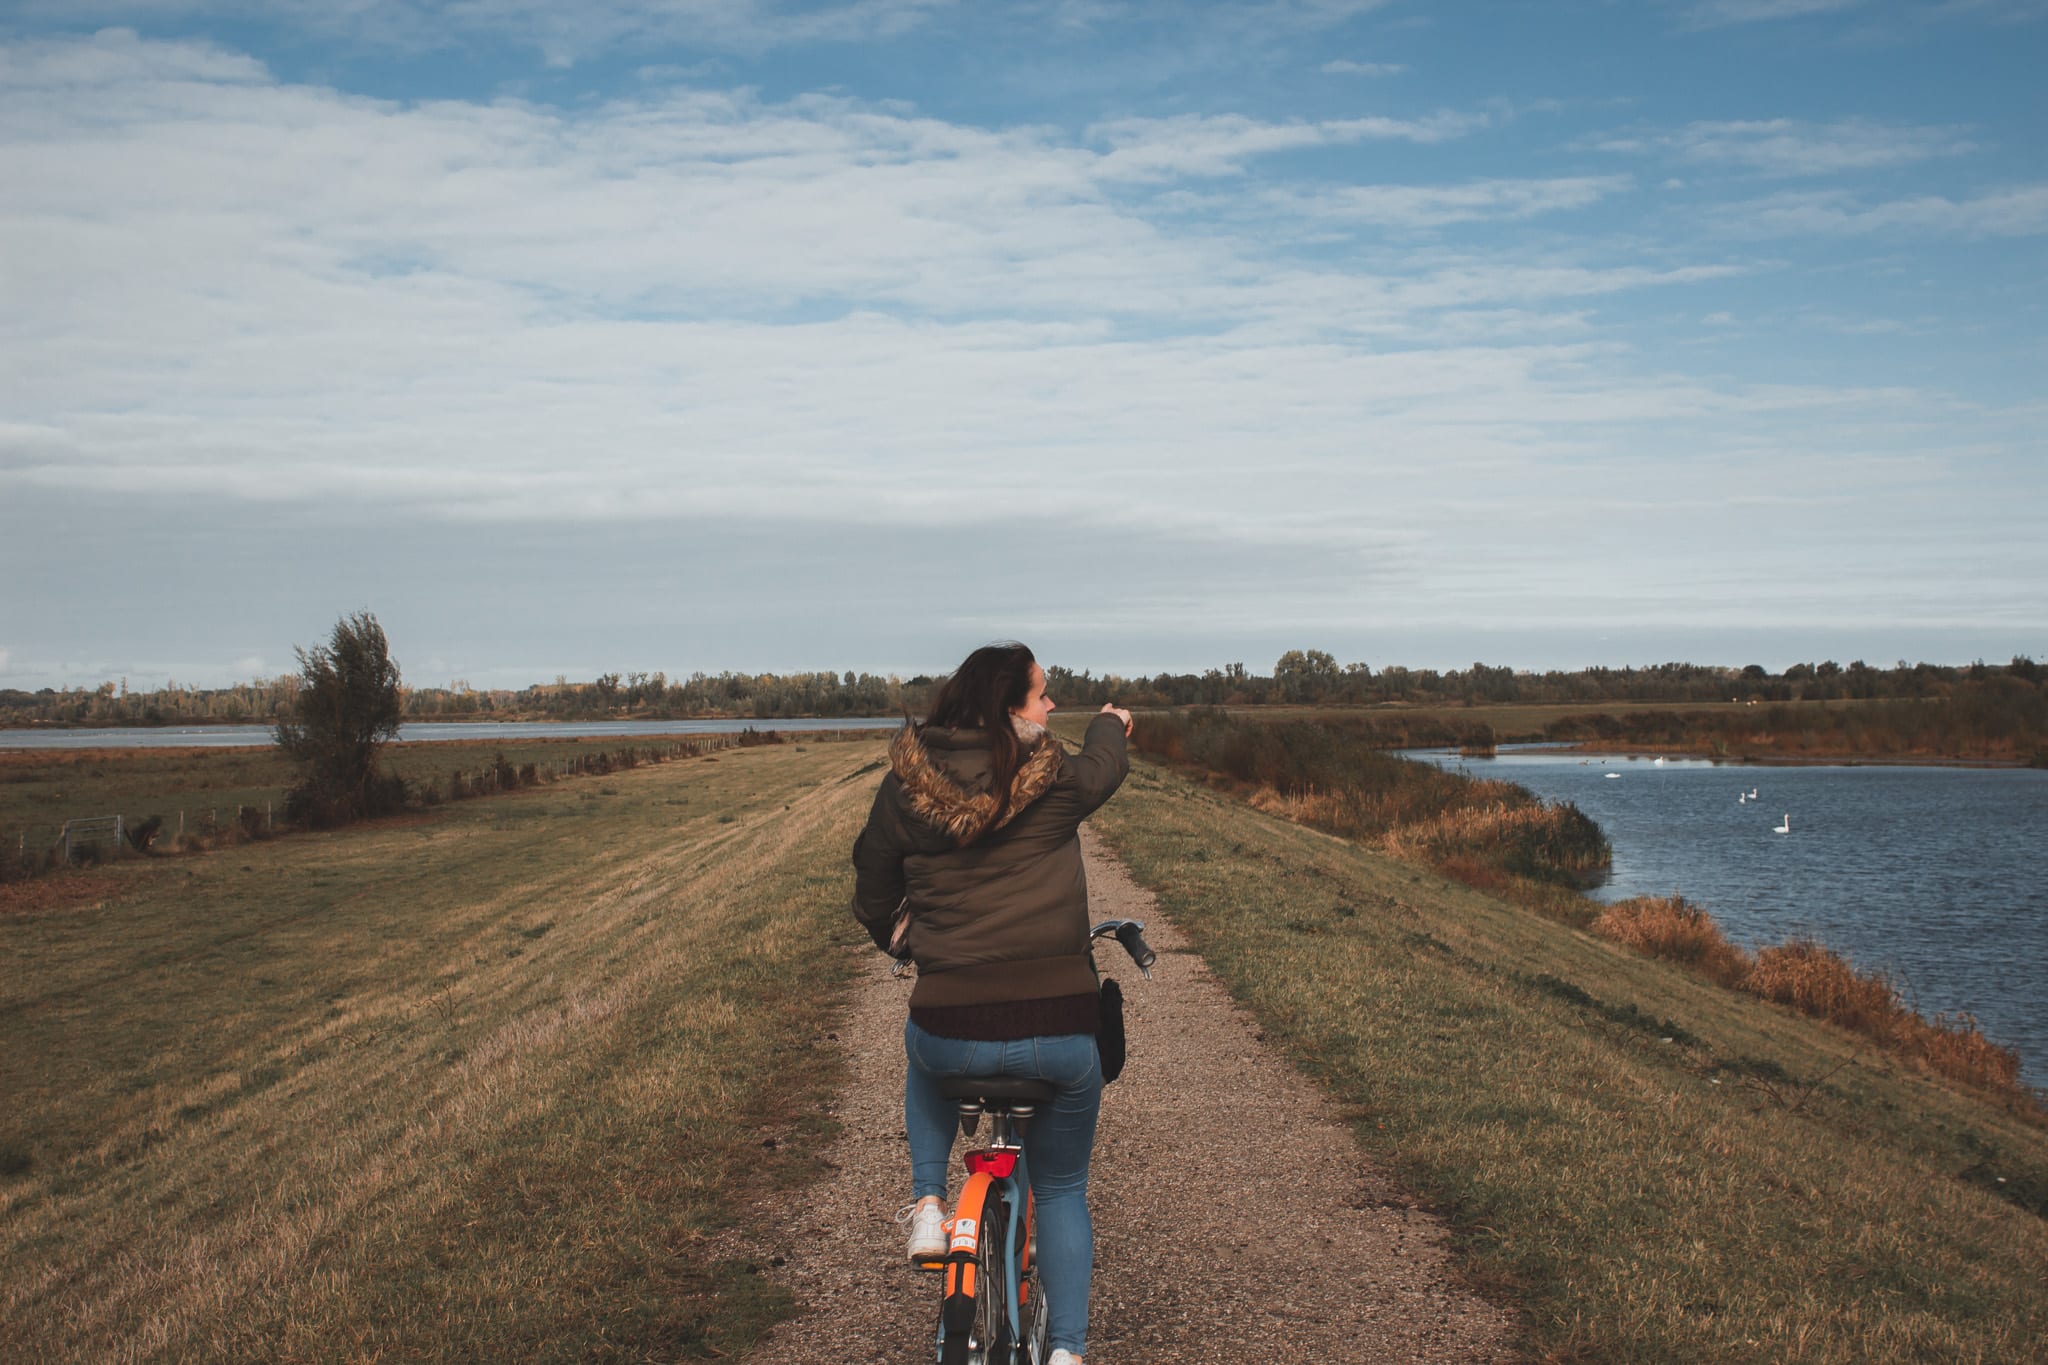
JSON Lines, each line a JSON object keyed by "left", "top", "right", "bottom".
{"left": 905, "top": 1018, "right": 1102, "bottom": 1358}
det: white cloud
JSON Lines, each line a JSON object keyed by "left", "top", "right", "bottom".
{"left": 1683, "top": 0, "right": 2048, "bottom": 27}
{"left": 1605, "top": 118, "right": 1975, "bottom": 177}
{"left": 1320, "top": 58, "right": 1406, "bottom": 76}
{"left": 11, "top": 2, "right": 956, "bottom": 62}
{"left": 1713, "top": 185, "right": 2048, "bottom": 237}
{"left": 3, "top": 29, "right": 2039, "bottom": 688}
{"left": 1278, "top": 175, "right": 1633, "bottom": 228}
{"left": 1087, "top": 110, "right": 1486, "bottom": 180}
{"left": 1683, "top": 0, "right": 1867, "bottom": 26}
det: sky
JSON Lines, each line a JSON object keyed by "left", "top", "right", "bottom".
{"left": 2, "top": 1, "right": 2044, "bottom": 691}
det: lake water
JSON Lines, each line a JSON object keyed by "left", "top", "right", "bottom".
{"left": 1404, "top": 748, "right": 2048, "bottom": 1087}
{"left": 0, "top": 717, "right": 903, "bottom": 750}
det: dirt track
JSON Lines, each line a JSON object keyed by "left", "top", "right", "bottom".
{"left": 744, "top": 827, "right": 1518, "bottom": 1364}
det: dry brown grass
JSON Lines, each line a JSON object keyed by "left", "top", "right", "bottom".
{"left": 1592, "top": 896, "right": 1752, "bottom": 988}
{"left": 1918, "top": 1013, "right": 2025, "bottom": 1093}
{"left": 1747, "top": 938, "right": 1907, "bottom": 1037}
{"left": 1746, "top": 940, "right": 2026, "bottom": 1096}
{"left": 1590, "top": 914, "right": 2029, "bottom": 1103}
{"left": 0, "top": 740, "right": 885, "bottom": 1363}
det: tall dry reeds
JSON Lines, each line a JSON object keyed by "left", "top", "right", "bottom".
{"left": 1746, "top": 939, "right": 1905, "bottom": 1038}
{"left": 1593, "top": 896, "right": 1752, "bottom": 988}
{"left": 1592, "top": 913, "right": 2028, "bottom": 1102}
{"left": 1137, "top": 710, "right": 1610, "bottom": 897}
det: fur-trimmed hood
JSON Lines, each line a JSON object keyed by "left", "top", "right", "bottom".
{"left": 889, "top": 722, "right": 1065, "bottom": 846}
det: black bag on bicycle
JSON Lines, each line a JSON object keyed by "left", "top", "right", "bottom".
{"left": 1097, "top": 977, "right": 1126, "bottom": 1083}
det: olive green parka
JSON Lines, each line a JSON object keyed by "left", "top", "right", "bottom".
{"left": 850, "top": 711, "right": 1130, "bottom": 1011}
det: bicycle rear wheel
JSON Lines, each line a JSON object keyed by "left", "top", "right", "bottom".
{"left": 1017, "top": 1263, "right": 1047, "bottom": 1365}
{"left": 1017, "top": 1196, "right": 1047, "bottom": 1365}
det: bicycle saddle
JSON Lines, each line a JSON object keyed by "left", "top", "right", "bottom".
{"left": 937, "top": 1077, "right": 1057, "bottom": 1107}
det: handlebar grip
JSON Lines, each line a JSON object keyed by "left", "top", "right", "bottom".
{"left": 1115, "top": 920, "right": 1157, "bottom": 972}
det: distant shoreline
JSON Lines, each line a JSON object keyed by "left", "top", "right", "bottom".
{"left": 1471, "top": 742, "right": 2035, "bottom": 771}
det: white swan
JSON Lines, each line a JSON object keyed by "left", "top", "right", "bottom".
{"left": 1773, "top": 814, "right": 1790, "bottom": 834}
{"left": 1605, "top": 772, "right": 1621, "bottom": 779}
{"left": 1749, "top": 787, "right": 1759, "bottom": 800}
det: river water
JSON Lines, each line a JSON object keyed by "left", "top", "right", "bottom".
{"left": 0, "top": 717, "right": 903, "bottom": 750}
{"left": 1405, "top": 748, "right": 2048, "bottom": 1087}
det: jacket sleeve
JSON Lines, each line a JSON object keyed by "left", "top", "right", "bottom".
{"left": 850, "top": 777, "right": 910, "bottom": 953}
{"left": 1064, "top": 711, "right": 1131, "bottom": 819}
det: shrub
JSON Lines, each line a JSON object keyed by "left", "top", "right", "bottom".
{"left": 275, "top": 611, "right": 405, "bottom": 827}
{"left": 1748, "top": 939, "right": 1905, "bottom": 1041}
{"left": 1918, "top": 1014, "right": 2024, "bottom": 1093}
{"left": 1594, "top": 896, "right": 1753, "bottom": 987}
{"left": 1139, "top": 711, "right": 1610, "bottom": 894}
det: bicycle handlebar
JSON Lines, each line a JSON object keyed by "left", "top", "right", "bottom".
{"left": 1089, "top": 918, "right": 1156, "bottom": 978}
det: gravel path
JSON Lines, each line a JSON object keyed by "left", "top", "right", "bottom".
{"left": 744, "top": 828, "right": 1519, "bottom": 1364}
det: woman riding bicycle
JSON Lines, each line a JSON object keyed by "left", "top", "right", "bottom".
{"left": 851, "top": 642, "right": 1131, "bottom": 1365}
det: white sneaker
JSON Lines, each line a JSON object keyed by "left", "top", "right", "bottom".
{"left": 897, "top": 1199, "right": 947, "bottom": 1263}
{"left": 1047, "top": 1351, "right": 1083, "bottom": 1365}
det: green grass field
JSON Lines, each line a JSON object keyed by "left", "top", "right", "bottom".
{"left": 7, "top": 736, "right": 2045, "bottom": 1363}
{"left": 1, "top": 740, "right": 882, "bottom": 1362}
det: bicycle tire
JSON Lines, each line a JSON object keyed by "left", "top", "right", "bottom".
{"left": 1017, "top": 1193, "right": 1047, "bottom": 1365}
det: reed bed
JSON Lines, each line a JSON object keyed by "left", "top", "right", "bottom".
{"left": 1592, "top": 899, "right": 2027, "bottom": 1101}
{"left": 1135, "top": 709, "right": 1610, "bottom": 899}
{"left": 1592, "top": 895, "right": 1752, "bottom": 988}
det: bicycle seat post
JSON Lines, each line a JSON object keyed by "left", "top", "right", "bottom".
{"left": 955, "top": 1101, "right": 1035, "bottom": 1144}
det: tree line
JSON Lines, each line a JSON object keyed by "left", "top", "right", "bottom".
{"left": 3, "top": 650, "right": 2042, "bottom": 728}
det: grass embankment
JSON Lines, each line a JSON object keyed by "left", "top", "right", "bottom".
{"left": 0, "top": 740, "right": 882, "bottom": 1362}
{"left": 1084, "top": 751, "right": 2048, "bottom": 1362}
{"left": 0, "top": 731, "right": 843, "bottom": 878}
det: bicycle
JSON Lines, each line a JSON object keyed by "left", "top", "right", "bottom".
{"left": 923, "top": 918, "right": 1156, "bottom": 1365}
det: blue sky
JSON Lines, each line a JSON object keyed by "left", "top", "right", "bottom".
{"left": 2, "top": 1, "right": 2043, "bottom": 690}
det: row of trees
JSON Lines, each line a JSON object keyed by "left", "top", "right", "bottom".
{"left": 5, "top": 651, "right": 2043, "bottom": 728}
{"left": 1047, "top": 652, "right": 2047, "bottom": 709}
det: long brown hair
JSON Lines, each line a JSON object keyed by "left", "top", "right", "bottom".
{"left": 923, "top": 641, "right": 1040, "bottom": 827}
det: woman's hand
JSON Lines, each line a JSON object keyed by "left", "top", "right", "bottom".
{"left": 1100, "top": 703, "right": 1132, "bottom": 736}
